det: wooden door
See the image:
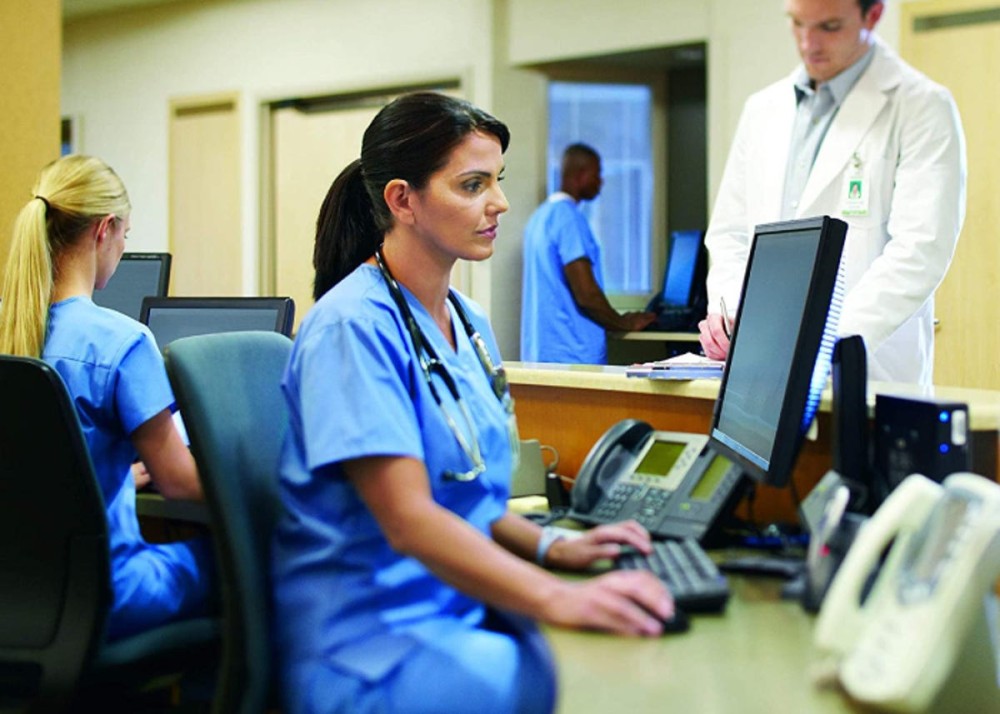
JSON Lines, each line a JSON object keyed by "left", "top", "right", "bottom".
{"left": 268, "top": 86, "right": 463, "bottom": 331}
{"left": 901, "top": 2, "right": 1000, "bottom": 388}
{"left": 272, "top": 103, "right": 382, "bottom": 330}
{"left": 168, "top": 95, "right": 242, "bottom": 296}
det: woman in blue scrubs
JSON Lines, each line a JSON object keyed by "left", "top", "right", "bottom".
{"left": 272, "top": 93, "right": 674, "bottom": 714}
{"left": 0, "top": 155, "right": 214, "bottom": 641}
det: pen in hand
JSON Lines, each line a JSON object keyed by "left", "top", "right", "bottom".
{"left": 720, "top": 297, "right": 732, "bottom": 340}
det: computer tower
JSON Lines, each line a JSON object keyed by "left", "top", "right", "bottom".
{"left": 873, "top": 394, "right": 970, "bottom": 493}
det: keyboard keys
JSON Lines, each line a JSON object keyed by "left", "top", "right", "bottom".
{"left": 616, "top": 538, "right": 730, "bottom": 613}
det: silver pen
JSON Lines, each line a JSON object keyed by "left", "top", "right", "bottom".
{"left": 720, "top": 297, "right": 732, "bottom": 340}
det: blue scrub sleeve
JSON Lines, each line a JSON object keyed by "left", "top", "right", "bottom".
{"left": 112, "top": 333, "right": 175, "bottom": 436}
{"left": 552, "top": 203, "right": 594, "bottom": 267}
{"left": 295, "top": 317, "right": 424, "bottom": 473}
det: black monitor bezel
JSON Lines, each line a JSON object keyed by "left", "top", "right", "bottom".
{"left": 139, "top": 296, "right": 296, "bottom": 341}
{"left": 93, "top": 252, "right": 172, "bottom": 319}
{"left": 707, "top": 216, "right": 846, "bottom": 488}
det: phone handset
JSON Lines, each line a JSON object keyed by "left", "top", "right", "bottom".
{"left": 814, "top": 472, "right": 1000, "bottom": 712}
{"left": 814, "top": 473, "right": 942, "bottom": 657}
{"left": 570, "top": 419, "right": 654, "bottom": 514}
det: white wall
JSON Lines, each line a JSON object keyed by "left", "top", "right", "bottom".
{"left": 63, "top": 0, "right": 494, "bottom": 291}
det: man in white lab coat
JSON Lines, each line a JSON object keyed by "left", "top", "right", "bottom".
{"left": 699, "top": 0, "right": 966, "bottom": 385}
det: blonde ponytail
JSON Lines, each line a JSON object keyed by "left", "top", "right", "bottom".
{"left": 0, "top": 155, "right": 131, "bottom": 357}
{"left": 0, "top": 199, "right": 54, "bottom": 356}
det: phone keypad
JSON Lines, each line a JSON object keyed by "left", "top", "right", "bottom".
{"left": 594, "top": 483, "right": 639, "bottom": 520}
{"left": 636, "top": 489, "right": 671, "bottom": 528}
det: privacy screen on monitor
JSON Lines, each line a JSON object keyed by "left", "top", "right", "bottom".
{"left": 93, "top": 252, "right": 171, "bottom": 320}
{"left": 708, "top": 216, "right": 846, "bottom": 488}
{"left": 140, "top": 296, "right": 295, "bottom": 349}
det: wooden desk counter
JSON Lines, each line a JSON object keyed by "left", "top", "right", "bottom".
{"left": 508, "top": 362, "right": 1000, "bottom": 525}
{"left": 545, "top": 575, "right": 856, "bottom": 714}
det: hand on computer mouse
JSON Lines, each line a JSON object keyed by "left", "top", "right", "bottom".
{"left": 543, "top": 569, "right": 675, "bottom": 637}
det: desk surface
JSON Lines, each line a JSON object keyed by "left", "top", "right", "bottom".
{"left": 136, "top": 491, "right": 209, "bottom": 524}
{"left": 546, "top": 573, "right": 856, "bottom": 714}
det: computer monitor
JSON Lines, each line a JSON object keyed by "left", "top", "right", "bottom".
{"left": 661, "top": 229, "right": 704, "bottom": 307}
{"left": 93, "top": 252, "right": 172, "bottom": 320}
{"left": 708, "top": 216, "right": 847, "bottom": 488}
{"left": 140, "top": 296, "right": 295, "bottom": 349}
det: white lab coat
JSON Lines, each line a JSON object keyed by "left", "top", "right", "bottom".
{"left": 706, "top": 38, "right": 966, "bottom": 385}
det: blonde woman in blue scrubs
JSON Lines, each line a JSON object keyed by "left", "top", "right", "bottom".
{"left": 271, "top": 93, "right": 674, "bottom": 714}
{"left": 0, "top": 155, "right": 215, "bottom": 640}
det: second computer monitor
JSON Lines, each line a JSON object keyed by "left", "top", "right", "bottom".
{"left": 708, "top": 216, "right": 847, "bottom": 489}
{"left": 661, "top": 229, "right": 705, "bottom": 307}
{"left": 140, "top": 296, "right": 295, "bottom": 349}
{"left": 94, "top": 252, "right": 172, "bottom": 321}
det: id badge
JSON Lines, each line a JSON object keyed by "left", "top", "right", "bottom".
{"left": 842, "top": 153, "right": 869, "bottom": 217}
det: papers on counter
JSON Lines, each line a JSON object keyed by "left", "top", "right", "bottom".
{"left": 626, "top": 352, "right": 725, "bottom": 380}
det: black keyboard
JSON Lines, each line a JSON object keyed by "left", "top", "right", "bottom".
{"left": 644, "top": 306, "right": 698, "bottom": 332}
{"left": 616, "top": 538, "right": 730, "bottom": 613}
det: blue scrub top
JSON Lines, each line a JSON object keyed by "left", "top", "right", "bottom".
{"left": 44, "top": 296, "right": 211, "bottom": 639}
{"left": 521, "top": 192, "right": 607, "bottom": 364}
{"left": 272, "top": 264, "right": 513, "bottom": 683}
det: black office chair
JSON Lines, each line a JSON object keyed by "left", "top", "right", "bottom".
{"left": 0, "top": 355, "right": 219, "bottom": 713}
{"left": 164, "top": 331, "right": 292, "bottom": 714}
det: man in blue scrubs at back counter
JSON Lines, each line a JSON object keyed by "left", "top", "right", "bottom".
{"left": 520, "top": 143, "right": 654, "bottom": 364}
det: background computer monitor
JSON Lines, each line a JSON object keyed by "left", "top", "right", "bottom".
{"left": 93, "top": 252, "right": 172, "bottom": 320}
{"left": 140, "top": 296, "right": 295, "bottom": 349}
{"left": 661, "top": 229, "right": 704, "bottom": 307}
{"left": 708, "top": 216, "right": 847, "bottom": 488}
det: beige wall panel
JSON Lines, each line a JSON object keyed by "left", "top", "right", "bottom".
{"left": 169, "top": 97, "right": 242, "bottom": 296}
{"left": 901, "top": 0, "right": 1000, "bottom": 388}
{"left": 0, "top": 0, "right": 61, "bottom": 283}
{"left": 273, "top": 105, "right": 380, "bottom": 329}
{"left": 270, "top": 87, "right": 465, "bottom": 331}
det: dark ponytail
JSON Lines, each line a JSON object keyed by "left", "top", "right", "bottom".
{"left": 312, "top": 92, "right": 510, "bottom": 300}
{"left": 313, "top": 160, "right": 381, "bottom": 300}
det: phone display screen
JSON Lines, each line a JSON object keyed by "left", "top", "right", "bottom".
{"left": 634, "top": 440, "right": 686, "bottom": 479}
{"left": 690, "top": 454, "right": 730, "bottom": 501}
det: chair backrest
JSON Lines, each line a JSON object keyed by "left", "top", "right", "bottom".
{"left": 0, "top": 355, "right": 110, "bottom": 710}
{"left": 163, "top": 331, "right": 292, "bottom": 714}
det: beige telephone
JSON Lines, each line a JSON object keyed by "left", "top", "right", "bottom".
{"left": 814, "top": 472, "right": 1000, "bottom": 713}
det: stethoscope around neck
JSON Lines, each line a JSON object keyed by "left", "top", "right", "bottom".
{"left": 373, "top": 247, "right": 517, "bottom": 482}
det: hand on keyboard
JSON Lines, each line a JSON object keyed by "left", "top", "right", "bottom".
{"left": 615, "top": 538, "right": 731, "bottom": 613}
{"left": 544, "top": 520, "right": 654, "bottom": 571}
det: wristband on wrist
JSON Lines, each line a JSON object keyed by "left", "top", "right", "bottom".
{"left": 535, "top": 525, "right": 565, "bottom": 566}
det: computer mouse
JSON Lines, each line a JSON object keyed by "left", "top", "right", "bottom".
{"left": 659, "top": 607, "right": 690, "bottom": 635}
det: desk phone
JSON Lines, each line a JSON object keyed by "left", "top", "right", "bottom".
{"left": 568, "top": 419, "right": 746, "bottom": 544}
{"left": 815, "top": 472, "right": 1000, "bottom": 713}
